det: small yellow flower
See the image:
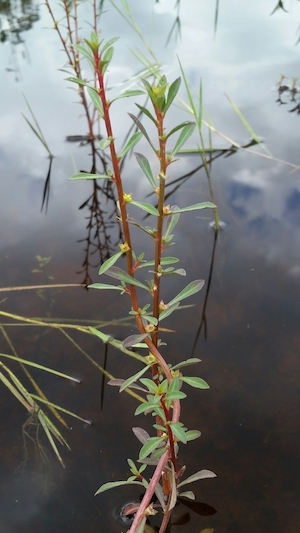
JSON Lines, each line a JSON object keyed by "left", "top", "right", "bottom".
{"left": 145, "top": 323, "right": 155, "bottom": 333}
{"left": 123, "top": 193, "right": 132, "bottom": 203}
{"left": 163, "top": 205, "right": 172, "bottom": 215}
{"left": 118, "top": 242, "right": 130, "bottom": 253}
{"left": 159, "top": 300, "right": 168, "bottom": 313}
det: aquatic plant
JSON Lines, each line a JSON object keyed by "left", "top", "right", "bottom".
{"left": 68, "top": 28, "right": 217, "bottom": 533}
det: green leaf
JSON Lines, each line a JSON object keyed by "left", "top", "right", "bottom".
{"left": 112, "top": 90, "right": 145, "bottom": 102}
{"left": 142, "top": 315, "right": 158, "bottom": 326}
{"left": 99, "top": 138, "right": 113, "bottom": 150}
{"left": 135, "top": 401, "right": 155, "bottom": 416}
{"left": 164, "top": 77, "right": 181, "bottom": 114}
{"left": 135, "top": 104, "right": 157, "bottom": 125}
{"left": 66, "top": 76, "right": 93, "bottom": 89}
{"left": 130, "top": 200, "right": 159, "bottom": 216}
{"left": 179, "top": 490, "right": 195, "bottom": 500}
{"left": 169, "top": 202, "right": 216, "bottom": 214}
{"left": 171, "top": 358, "right": 201, "bottom": 371}
{"left": 170, "top": 122, "right": 196, "bottom": 158}
{"left": 69, "top": 173, "right": 109, "bottom": 180}
{"left": 118, "top": 132, "right": 143, "bottom": 158}
{"left": 153, "top": 407, "right": 166, "bottom": 422}
{"left": 120, "top": 365, "right": 151, "bottom": 393}
{"left": 104, "top": 266, "right": 150, "bottom": 291}
{"left": 179, "top": 376, "right": 210, "bottom": 389}
{"left": 101, "top": 37, "right": 119, "bottom": 54}
{"left": 99, "top": 251, "right": 123, "bottom": 275}
{"left": 103, "top": 46, "right": 114, "bottom": 65}
{"left": 161, "top": 268, "right": 186, "bottom": 277}
{"left": 169, "top": 422, "right": 187, "bottom": 444}
{"left": 185, "top": 430, "right": 201, "bottom": 441}
{"left": 134, "top": 153, "right": 156, "bottom": 188}
{"left": 139, "top": 436, "right": 165, "bottom": 460}
{"left": 167, "top": 280, "right": 205, "bottom": 306}
{"left": 165, "top": 390, "right": 187, "bottom": 403}
{"left": 88, "top": 282, "right": 123, "bottom": 291}
{"left": 89, "top": 327, "right": 110, "bottom": 343}
{"left": 177, "top": 469, "right": 217, "bottom": 488}
{"left": 166, "top": 121, "right": 192, "bottom": 140}
{"left": 137, "top": 257, "right": 179, "bottom": 269}
{"left": 139, "top": 378, "right": 158, "bottom": 394}
{"left": 72, "top": 43, "right": 94, "bottom": 65}
{"left": 164, "top": 209, "right": 180, "bottom": 240}
{"left": 94, "top": 479, "right": 143, "bottom": 496}
{"left": 87, "top": 87, "right": 104, "bottom": 117}
{"left": 128, "top": 113, "right": 156, "bottom": 153}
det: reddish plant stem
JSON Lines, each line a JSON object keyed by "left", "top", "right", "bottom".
{"left": 127, "top": 450, "right": 170, "bottom": 533}
{"left": 152, "top": 109, "right": 167, "bottom": 350}
{"left": 94, "top": 54, "right": 181, "bottom": 533}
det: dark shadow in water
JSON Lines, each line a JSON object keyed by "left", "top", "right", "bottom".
{"left": 0, "top": 0, "right": 39, "bottom": 80}
{"left": 191, "top": 228, "right": 218, "bottom": 353}
{"left": 276, "top": 76, "right": 300, "bottom": 115}
{"left": 40, "top": 155, "right": 54, "bottom": 213}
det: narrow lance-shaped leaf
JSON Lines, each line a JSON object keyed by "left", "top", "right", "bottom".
{"left": 101, "top": 36, "right": 119, "bottom": 54}
{"left": 179, "top": 376, "right": 210, "bottom": 389}
{"left": 128, "top": 113, "right": 157, "bottom": 153}
{"left": 170, "top": 122, "right": 196, "bottom": 158}
{"left": 89, "top": 326, "right": 110, "bottom": 343}
{"left": 130, "top": 200, "right": 159, "bottom": 216}
{"left": 111, "top": 90, "right": 145, "bottom": 103}
{"left": 164, "top": 208, "right": 180, "bottom": 240}
{"left": 88, "top": 282, "right": 123, "bottom": 291}
{"left": 171, "top": 358, "right": 201, "bottom": 371}
{"left": 177, "top": 469, "right": 217, "bottom": 488}
{"left": 164, "top": 77, "right": 181, "bottom": 114}
{"left": 107, "top": 379, "right": 147, "bottom": 392}
{"left": 169, "top": 202, "right": 216, "bottom": 214}
{"left": 69, "top": 173, "right": 110, "bottom": 180}
{"left": 135, "top": 104, "right": 157, "bottom": 125}
{"left": 119, "top": 365, "right": 151, "bottom": 392}
{"left": 138, "top": 257, "right": 179, "bottom": 268}
{"left": 134, "top": 152, "right": 156, "bottom": 188}
{"left": 66, "top": 76, "right": 94, "bottom": 89}
{"left": 99, "top": 251, "right": 123, "bottom": 275}
{"left": 167, "top": 280, "right": 205, "bottom": 307}
{"left": 104, "top": 266, "right": 150, "bottom": 291}
{"left": 139, "top": 436, "right": 165, "bottom": 460}
{"left": 169, "top": 422, "right": 187, "bottom": 444}
{"left": 72, "top": 44, "right": 94, "bottom": 65}
{"left": 169, "top": 463, "right": 178, "bottom": 511}
{"left": 87, "top": 87, "right": 104, "bottom": 117}
{"left": 118, "top": 131, "right": 143, "bottom": 159}
{"left": 94, "top": 479, "right": 143, "bottom": 496}
{"left": 179, "top": 490, "right": 195, "bottom": 500}
{"left": 166, "top": 121, "right": 192, "bottom": 140}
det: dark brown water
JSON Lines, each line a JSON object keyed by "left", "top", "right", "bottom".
{"left": 1, "top": 1, "right": 300, "bottom": 532}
